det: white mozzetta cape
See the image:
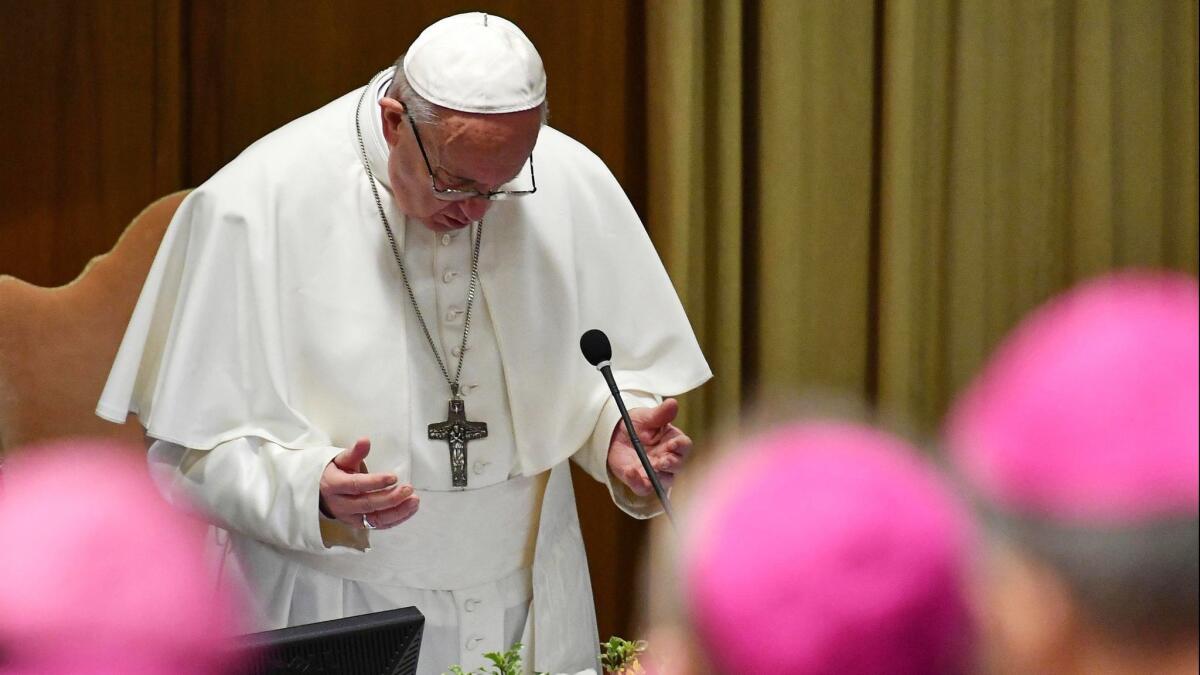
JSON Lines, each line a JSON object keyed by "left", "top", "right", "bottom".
{"left": 97, "top": 79, "right": 710, "bottom": 671}
{"left": 99, "top": 84, "right": 709, "bottom": 474}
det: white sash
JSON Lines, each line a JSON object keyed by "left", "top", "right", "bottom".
{"left": 287, "top": 471, "right": 548, "bottom": 591}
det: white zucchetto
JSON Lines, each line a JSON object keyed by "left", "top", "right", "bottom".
{"left": 403, "top": 12, "right": 547, "bottom": 114}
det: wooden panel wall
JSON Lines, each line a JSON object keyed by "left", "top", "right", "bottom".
{"left": 0, "top": 0, "right": 647, "bottom": 642}
{"left": 0, "top": 0, "right": 182, "bottom": 286}
{"left": 184, "top": 1, "right": 646, "bottom": 204}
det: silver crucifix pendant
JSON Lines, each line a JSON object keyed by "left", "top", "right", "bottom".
{"left": 428, "top": 398, "right": 488, "bottom": 487}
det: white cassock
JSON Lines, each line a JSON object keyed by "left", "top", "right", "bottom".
{"left": 97, "top": 69, "right": 710, "bottom": 675}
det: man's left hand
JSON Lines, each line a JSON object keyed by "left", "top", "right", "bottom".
{"left": 607, "top": 398, "right": 692, "bottom": 497}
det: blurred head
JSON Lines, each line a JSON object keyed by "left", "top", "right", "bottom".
{"left": 380, "top": 12, "right": 547, "bottom": 233}
{"left": 0, "top": 441, "right": 246, "bottom": 675}
{"left": 646, "top": 421, "right": 975, "bottom": 675}
{"left": 946, "top": 271, "right": 1200, "bottom": 674}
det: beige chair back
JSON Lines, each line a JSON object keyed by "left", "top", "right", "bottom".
{"left": 0, "top": 191, "right": 189, "bottom": 455}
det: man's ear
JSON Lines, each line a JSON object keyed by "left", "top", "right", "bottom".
{"left": 379, "top": 97, "right": 406, "bottom": 147}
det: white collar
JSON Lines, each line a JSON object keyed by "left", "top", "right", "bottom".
{"left": 360, "top": 68, "right": 395, "bottom": 191}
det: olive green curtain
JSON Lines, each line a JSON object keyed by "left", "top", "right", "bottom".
{"left": 646, "top": 0, "right": 746, "bottom": 440}
{"left": 647, "top": 0, "right": 1198, "bottom": 441}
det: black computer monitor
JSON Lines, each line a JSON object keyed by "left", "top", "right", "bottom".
{"left": 239, "top": 607, "right": 424, "bottom": 675}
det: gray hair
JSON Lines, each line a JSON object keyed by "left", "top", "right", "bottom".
{"left": 986, "top": 506, "right": 1199, "bottom": 644}
{"left": 385, "top": 53, "right": 549, "bottom": 126}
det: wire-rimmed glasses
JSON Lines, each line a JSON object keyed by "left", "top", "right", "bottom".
{"left": 406, "top": 113, "right": 536, "bottom": 201}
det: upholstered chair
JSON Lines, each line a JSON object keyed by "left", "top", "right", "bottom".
{"left": 0, "top": 191, "right": 189, "bottom": 456}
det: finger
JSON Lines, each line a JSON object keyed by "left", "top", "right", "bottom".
{"left": 651, "top": 453, "right": 683, "bottom": 475}
{"left": 631, "top": 398, "right": 679, "bottom": 433}
{"left": 329, "top": 470, "right": 398, "bottom": 496}
{"left": 621, "top": 442, "right": 684, "bottom": 477}
{"left": 338, "top": 484, "right": 414, "bottom": 514}
{"left": 353, "top": 495, "right": 419, "bottom": 530}
{"left": 659, "top": 432, "right": 692, "bottom": 459}
{"left": 335, "top": 508, "right": 370, "bottom": 530}
{"left": 640, "top": 432, "right": 689, "bottom": 466}
{"left": 325, "top": 484, "right": 407, "bottom": 521}
{"left": 372, "top": 495, "right": 421, "bottom": 529}
{"left": 623, "top": 406, "right": 678, "bottom": 447}
{"left": 332, "top": 438, "right": 372, "bottom": 473}
{"left": 639, "top": 464, "right": 676, "bottom": 492}
{"left": 621, "top": 465, "right": 654, "bottom": 497}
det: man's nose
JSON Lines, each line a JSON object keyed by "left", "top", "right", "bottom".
{"left": 459, "top": 197, "right": 491, "bottom": 222}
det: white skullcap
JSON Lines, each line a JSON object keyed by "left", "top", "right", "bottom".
{"left": 403, "top": 12, "right": 546, "bottom": 114}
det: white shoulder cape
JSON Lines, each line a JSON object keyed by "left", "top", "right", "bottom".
{"left": 98, "top": 81, "right": 711, "bottom": 474}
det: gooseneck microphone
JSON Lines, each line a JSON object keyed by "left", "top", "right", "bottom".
{"left": 579, "top": 329, "right": 676, "bottom": 527}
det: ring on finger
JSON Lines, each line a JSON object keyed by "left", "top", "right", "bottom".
{"left": 362, "top": 513, "right": 377, "bottom": 530}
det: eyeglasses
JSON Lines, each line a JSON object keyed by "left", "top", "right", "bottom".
{"left": 406, "top": 113, "right": 537, "bottom": 201}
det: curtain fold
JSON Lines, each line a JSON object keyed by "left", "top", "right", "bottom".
{"left": 646, "top": 0, "right": 1199, "bottom": 441}
{"left": 878, "top": 0, "right": 1200, "bottom": 425}
{"left": 755, "top": 0, "right": 879, "bottom": 402}
{"left": 646, "top": 0, "right": 744, "bottom": 440}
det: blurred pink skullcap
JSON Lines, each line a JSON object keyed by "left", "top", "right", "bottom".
{"left": 945, "top": 271, "right": 1199, "bottom": 523}
{"left": 0, "top": 441, "right": 245, "bottom": 675}
{"left": 684, "top": 423, "right": 973, "bottom": 675}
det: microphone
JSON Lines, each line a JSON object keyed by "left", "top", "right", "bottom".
{"left": 580, "top": 329, "right": 676, "bottom": 527}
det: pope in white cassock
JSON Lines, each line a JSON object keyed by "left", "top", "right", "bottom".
{"left": 97, "top": 12, "right": 710, "bottom": 675}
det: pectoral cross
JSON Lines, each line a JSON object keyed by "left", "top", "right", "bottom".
{"left": 428, "top": 398, "right": 488, "bottom": 488}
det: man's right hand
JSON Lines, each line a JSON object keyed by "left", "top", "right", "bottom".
{"left": 319, "top": 438, "right": 419, "bottom": 530}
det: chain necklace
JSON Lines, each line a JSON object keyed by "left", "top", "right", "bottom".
{"left": 354, "top": 71, "right": 488, "bottom": 488}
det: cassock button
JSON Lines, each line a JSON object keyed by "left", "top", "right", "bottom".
{"left": 472, "top": 461, "right": 489, "bottom": 475}
{"left": 445, "top": 307, "right": 463, "bottom": 322}
{"left": 451, "top": 345, "right": 469, "bottom": 358}
{"left": 465, "top": 635, "right": 484, "bottom": 651}
{"left": 443, "top": 270, "right": 458, "bottom": 284}
{"left": 464, "top": 598, "right": 481, "bottom": 612}
{"left": 441, "top": 233, "right": 453, "bottom": 246}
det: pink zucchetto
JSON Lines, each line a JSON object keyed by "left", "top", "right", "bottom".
{"left": 945, "top": 272, "right": 1199, "bottom": 523}
{"left": 0, "top": 441, "right": 246, "bottom": 675}
{"left": 683, "top": 423, "right": 974, "bottom": 675}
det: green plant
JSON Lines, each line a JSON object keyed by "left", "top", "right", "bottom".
{"left": 445, "top": 635, "right": 648, "bottom": 675}
{"left": 444, "top": 642, "right": 547, "bottom": 675}
{"left": 600, "top": 636, "right": 648, "bottom": 674}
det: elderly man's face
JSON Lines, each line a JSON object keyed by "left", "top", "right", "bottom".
{"left": 380, "top": 99, "right": 541, "bottom": 233}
